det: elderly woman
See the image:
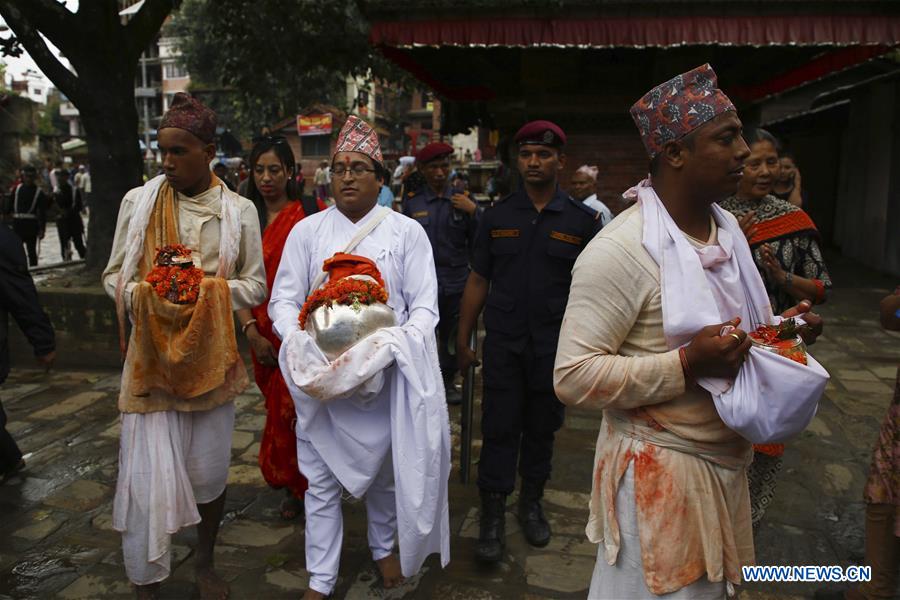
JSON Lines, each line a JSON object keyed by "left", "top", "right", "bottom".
{"left": 720, "top": 128, "right": 832, "bottom": 529}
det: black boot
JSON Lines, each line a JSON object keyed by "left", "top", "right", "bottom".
{"left": 517, "top": 479, "right": 551, "bottom": 547}
{"left": 475, "top": 491, "right": 506, "bottom": 563}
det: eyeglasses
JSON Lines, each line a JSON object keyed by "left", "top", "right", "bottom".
{"left": 331, "top": 164, "right": 376, "bottom": 177}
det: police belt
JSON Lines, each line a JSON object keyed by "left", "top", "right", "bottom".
{"left": 12, "top": 213, "right": 38, "bottom": 220}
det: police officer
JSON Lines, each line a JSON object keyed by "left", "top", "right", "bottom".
{"left": 10, "top": 166, "right": 48, "bottom": 267}
{"left": 53, "top": 169, "right": 86, "bottom": 261}
{"left": 404, "top": 142, "right": 481, "bottom": 404}
{"left": 457, "top": 121, "right": 601, "bottom": 562}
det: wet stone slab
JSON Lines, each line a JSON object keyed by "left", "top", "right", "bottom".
{"left": 30, "top": 391, "right": 107, "bottom": 420}
{"left": 44, "top": 479, "right": 111, "bottom": 512}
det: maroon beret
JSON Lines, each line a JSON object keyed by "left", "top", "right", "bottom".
{"left": 159, "top": 92, "right": 217, "bottom": 144}
{"left": 514, "top": 120, "right": 566, "bottom": 148}
{"left": 416, "top": 142, "right": 455, "bottom": 164}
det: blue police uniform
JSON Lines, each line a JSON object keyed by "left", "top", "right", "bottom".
{"left": 471, "top": 185, "right": 601, "bottom": 494}
{"left": 403, "top": 185, "right": 482, "bottom": 385}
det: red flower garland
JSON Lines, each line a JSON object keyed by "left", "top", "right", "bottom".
{"left": 299, "top": 277, "right": 389, "bottom": 329}
{"left": 145, "top": 244, "right": 204, "bottom": 304}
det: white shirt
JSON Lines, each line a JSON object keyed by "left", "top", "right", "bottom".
{"left": 583, "top": 194, "right": 613, "bottom": 227}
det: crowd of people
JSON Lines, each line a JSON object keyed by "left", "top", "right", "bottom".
{"left": 0, "top": 161, "right": 90, "bottom": 266}
{"left": 0, "top": 62, "right": 896, "bottom": 600}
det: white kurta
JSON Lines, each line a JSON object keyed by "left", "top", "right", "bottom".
{"left": 269, "top": 204, "right": 450, "bottom": 583}
{"left": 269, "top": 204, "right": 439, "bottom": 449}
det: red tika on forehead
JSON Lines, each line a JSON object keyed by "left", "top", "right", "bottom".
{"left": 630, "top": 63, "right": 735, "bottom": 159}
{"left": 334, "top": 115, "right": 383, "bottom": 164}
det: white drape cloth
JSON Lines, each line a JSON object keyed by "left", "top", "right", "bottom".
{"left": 627, "top": 179, "right": 827, "bottom": 443}
{"left": 112, "top": 402, "right": 234, "bottom": 585}
{"left": 269, "top": 205, "right": 450, "bottom": 578}
{"left": 281, "top": 324, "right": 451, "bottom": 577}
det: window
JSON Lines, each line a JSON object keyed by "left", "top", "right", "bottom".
{"left": 301, "top": 135, "right": 330, "bottom": 157}
{"left": 163, "top": 62, "right": 188, "bottom": 79}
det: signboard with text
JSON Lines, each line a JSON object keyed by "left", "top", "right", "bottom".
{"left": 297, "top": 113, "right": 333, "bottom": 137}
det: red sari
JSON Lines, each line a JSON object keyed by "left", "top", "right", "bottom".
{"left": 253, "top": 200, "right": 321, "bottom": 498}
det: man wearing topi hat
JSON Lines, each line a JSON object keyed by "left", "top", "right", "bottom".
{"left": 457, "top": 120, "right": 602, "bottom": 563}
{"left": 269, "top": 116, "right": 451, "bottom": 599}
{"left": 554, "top": 64, "right": 825, "bottom": 597}
{"left": 403, "top": 141, "right": 482, "bottom": 405}
{"left": 102, "top": 92, "right": 266, "bottom": 599}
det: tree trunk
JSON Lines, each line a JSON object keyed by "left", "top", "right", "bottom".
{"left": 79, "top": 76, "right": 143, "bottom": 273}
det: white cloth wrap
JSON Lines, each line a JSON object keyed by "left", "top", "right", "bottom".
{"left": 627, "top": 178, "right": 828, "bottom": 443}
{"left": 112, "top": 402, "right": 234, "bottom": 585}
{"left": 280, "top": 322, "right": 451, "bottom": 578}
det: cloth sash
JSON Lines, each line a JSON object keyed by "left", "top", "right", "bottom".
{"left": 128, "top": 278, "right": 239, "bottom": 399}
{"left": 116, "top": 173, "right": 243, "bottom": 404}
{"left": 626, "top": 179, "right": 827, "bottom": 443}
{"left": 115, "top": 173, "right": 241, "bottom": 356}
{"left": 606, "top": 411, "right": 750, "bottom": 471}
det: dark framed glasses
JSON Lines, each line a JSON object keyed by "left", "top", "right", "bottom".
{"left": 331, "top": 163, "right": 376, "bottom": 177}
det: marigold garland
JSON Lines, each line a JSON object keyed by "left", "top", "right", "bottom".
{"left": 299, "top": 277, "right": 389, "bottom": 329}
{"left": 145, "top": 244, "right": 204, "bottom": 304}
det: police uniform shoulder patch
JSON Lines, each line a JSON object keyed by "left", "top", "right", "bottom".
{"left": 567, "top": 195, "right": 598, "bottom": 218}
{"left": 407, "top": 191, "right": 416, "bottom": 198}
{"left": 550, "top": 231, "right": 582, "bottom": 245}
{"left": 412, "top": 210, "right": 429, "bottom": 218}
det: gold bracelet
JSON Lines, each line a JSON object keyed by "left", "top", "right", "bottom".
{"left": 241, "top": 318, "right": 258, "bottom": 335}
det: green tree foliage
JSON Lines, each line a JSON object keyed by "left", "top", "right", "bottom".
{"left": 168, "top": 0, "right": 406, "bottom": 134}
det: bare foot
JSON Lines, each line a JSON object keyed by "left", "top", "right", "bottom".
{"left": 375, "top": 554, "right": 404, "bottom": 589}
{"left": 302, "top": 589, "right": 327, "bottom": 600}
{"left": 195, "top": 566, "right": 229, "bottom": 600}
{"left": 134, "top": 583, "right": 160, "bottom": 600}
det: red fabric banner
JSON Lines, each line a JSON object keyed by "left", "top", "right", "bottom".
{"left": 370, "top": 16, "right": 900, "bottom": 49}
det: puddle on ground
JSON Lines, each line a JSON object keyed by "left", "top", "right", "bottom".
{"left": 1, "top": 544, "right": 87, "bottom": 596}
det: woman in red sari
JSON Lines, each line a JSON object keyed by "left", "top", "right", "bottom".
{"left": 236, "top": 136, "right": 325, "bottom": 519}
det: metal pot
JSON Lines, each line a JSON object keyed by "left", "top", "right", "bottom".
{"left": 304, "top": 275, "right": 396, "bottom": 360}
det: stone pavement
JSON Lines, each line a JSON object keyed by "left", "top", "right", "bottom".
{"left": 0, "top": 251, "right": 897, "bottom": 599}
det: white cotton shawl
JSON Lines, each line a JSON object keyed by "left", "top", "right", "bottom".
{"left": 626, "top": 178, "right": 828, "bottom": 443}
{"left": 280, "top": 323, "right": 451, "bottom": 577}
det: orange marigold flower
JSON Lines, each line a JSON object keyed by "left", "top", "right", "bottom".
{"left": 299, "top": 277, "right": 389, "bottom": 329}
{"left": 146, "top": 245, "right": 203, "bottom": 304}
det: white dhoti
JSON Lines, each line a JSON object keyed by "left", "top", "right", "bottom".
{"left": 588, "top": 463, "right": 728, "bottom": 600}
{"left": 298, "top": 437, "right": 397, "bottom": 596}
{"left": 112, "top": 402, "right": 235, "bottom": 585}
